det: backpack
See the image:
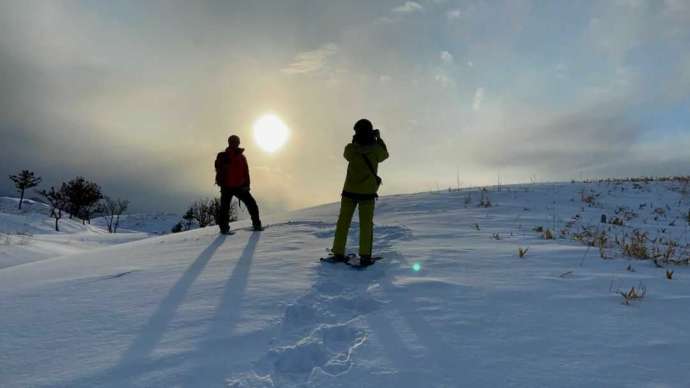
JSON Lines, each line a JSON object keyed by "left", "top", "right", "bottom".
{"left": 214, "top": 152, "right": 229, "bottom": 186}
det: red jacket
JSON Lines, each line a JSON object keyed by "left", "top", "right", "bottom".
{"left": 215, "top": 147, "right": 250, "bottom": 188}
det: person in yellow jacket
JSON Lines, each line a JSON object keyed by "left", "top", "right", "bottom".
{"left": 330, "top": 118, "right": 389, "bottom": 266}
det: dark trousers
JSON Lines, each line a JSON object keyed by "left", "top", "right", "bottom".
{"left": 218, "top": 187, "right": 261, "bottom": 231}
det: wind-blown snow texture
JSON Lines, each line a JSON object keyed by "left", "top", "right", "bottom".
{"left": 1, "top": 182, "right": 689, "bottom": 387}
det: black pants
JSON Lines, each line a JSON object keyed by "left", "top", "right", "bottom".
{"left": 218, "top": 187, "right": 261, "bottom": 231}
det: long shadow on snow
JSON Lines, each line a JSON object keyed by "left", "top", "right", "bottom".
{"left": 54, "top": 234, "right": 228, "bottom": 388}
{"left": 119, "top": 234, "right": 228, "bottom": 364}
{"left": 181, "top": 231, "right": 261, "bottom": 387}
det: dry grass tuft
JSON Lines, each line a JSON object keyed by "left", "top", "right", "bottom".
{"left": 479, "top": 188, "right": 492, "bottom": 208}
{"left": 622, "top": 230, "right": 649, "bottom": 259}
{"left": 620, "top": 286, "right": 646, "bottom": 305}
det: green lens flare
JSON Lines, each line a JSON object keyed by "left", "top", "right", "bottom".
{"left": 412, "top": 262, "right": 421, "bottom": 272}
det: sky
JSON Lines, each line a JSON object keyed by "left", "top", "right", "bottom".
{"left": 1, "top": 0, "right": 690, "bottom": 213}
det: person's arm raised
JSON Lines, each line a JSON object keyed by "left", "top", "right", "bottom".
{"left": 376, "top": 137, "right": 389, "bottom": 162}
{"left": 343, "top": 143, "right": 355, "bottom": 162}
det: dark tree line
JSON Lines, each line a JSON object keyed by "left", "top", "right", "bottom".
{"left": 8, "top": 169, "right": 129, "bottom": 232}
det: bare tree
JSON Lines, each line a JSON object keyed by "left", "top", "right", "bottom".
{"left": 102, "top": 197, "right": 129, "bottom": 233}
{"left": 174, "top": 197, "right": 232, "bottom": 232}
{"left": 9, "top": 170, "right": 42, "bottom": 210}
{"left": 38, "top": 187, "right": 67, "bottom": 232}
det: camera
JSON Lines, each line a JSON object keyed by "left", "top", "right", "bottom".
{"left": 373, "top": 129, "right": 380, "bottom": 138}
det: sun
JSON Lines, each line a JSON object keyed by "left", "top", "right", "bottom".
{"left": 253, "top": 114, "right": 289, "bottom": 153}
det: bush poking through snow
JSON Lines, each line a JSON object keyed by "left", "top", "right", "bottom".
{"left": 622, "top": 230, "right": 649, "bottom": 259}
{"left": 171, "top": 222, "right": 184, "bottom": 233}
{"left": 479, "top": 188, "right": 492, "bottom": 208}
{"left": 651, "top": 243, "right": 676, "bottom": 262}
{"left": 0, "top": 232, "right": 31, "bottom": 246}
{"left": 666, "top": 270, "right": 674, "bottom": 280}
{"left": 518, "top": 247, "right": 529, "bottom": 258}
{"left": 610, "top": 217, "right": 624, "bottom": 226}
{"left": 543, "top": 229, "right": 554, "bottom": 240}
{"left": 619, "top": 286, "right": 646, "bottom": 305}
{"left": 580, "top": 190, "right": 596, "bottom": 206}
{"left": 597, "top": 231, "right": 609, "bottom": 259}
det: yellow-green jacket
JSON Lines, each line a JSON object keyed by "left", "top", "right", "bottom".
{"left": 341, "top": 139, "right": 389, "bottom": 199}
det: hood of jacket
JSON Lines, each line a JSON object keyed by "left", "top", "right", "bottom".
{"left": 225, "top": 147, "right": 245, "bottom": 155}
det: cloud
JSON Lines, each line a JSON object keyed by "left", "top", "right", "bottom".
{"left": 555, "top": 63, "right": 568, "bottom": 79}
{"left": 472, "top": 88, "right": 485, "bottom": 111}
{"left": 434, "top": 73, "right": 453, "bottom": 88}
{"left": 440, "top": 51, "right": 454, "bottom": 64}
{"left": 470, "top": 106, "right": 643, "bottom": 176}
{"left": 281, "top": 43, "right": 338, "bottom": 75}
{"left": 392, "top": 1, "right": 423, "bottom": 14}
{"left": 3, "top": 1, "right": 690, "bottom": 211}
{"left": 447, "top": 9, "right": 462, "bottom": 19}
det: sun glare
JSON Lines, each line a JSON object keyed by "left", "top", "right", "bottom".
{"left": 253, "top": 114, "right": 289, "bottom": 153}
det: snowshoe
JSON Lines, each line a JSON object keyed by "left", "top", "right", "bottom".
{"left": 345, "top": 255, "right": 383, "bottom": 268}
{"left": 320, "top": 253, "right": 355, "bottom": 264}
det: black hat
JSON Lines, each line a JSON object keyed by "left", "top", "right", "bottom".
{"left": 353, "top": 118, "right": 373, "bottom": 134}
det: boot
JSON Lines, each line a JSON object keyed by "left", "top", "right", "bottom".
{"left": 330, "top": 253, "right": 348, "bottom": 262}
{"left": 359, "top": 255, "right": 374, "bottom": 266}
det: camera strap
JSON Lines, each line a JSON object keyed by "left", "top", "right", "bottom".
{"left": 361, "top": 154, "right": 382, "bottom": 186}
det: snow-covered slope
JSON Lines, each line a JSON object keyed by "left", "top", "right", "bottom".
{"left": 91, "top": 213, "right": 181, "bottom": 235}
{"left": 0, "top": 197, "right": 177, "bottom": 268}
{"left": 1, "top": 182, "right": 689, "bottom": 388}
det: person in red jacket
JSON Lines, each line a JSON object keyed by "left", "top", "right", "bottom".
{"left": 215, "top": 135, "right": 263, "bottom": 233}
